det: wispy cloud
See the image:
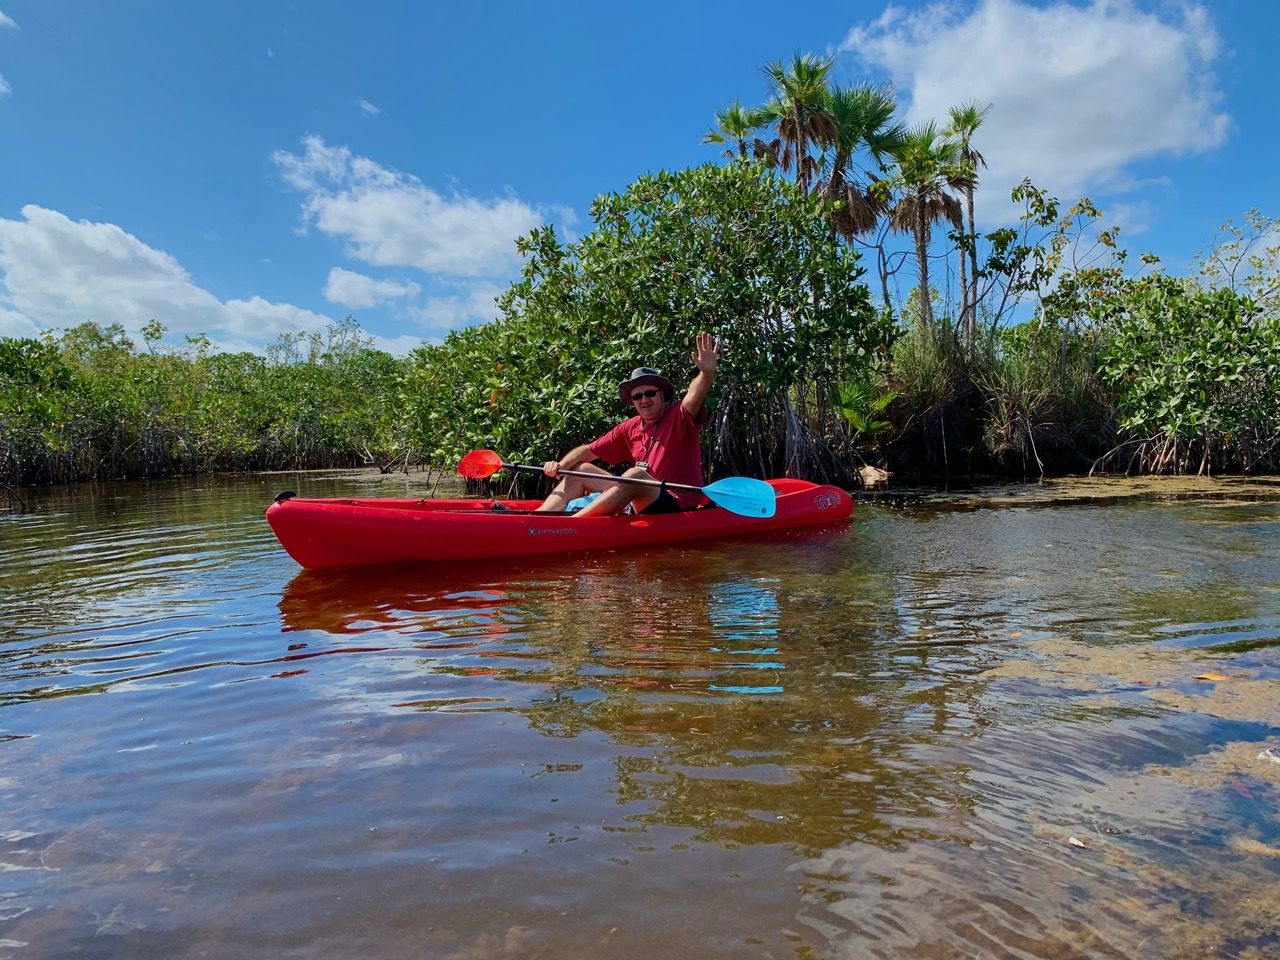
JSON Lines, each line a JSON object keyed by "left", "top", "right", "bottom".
{"left": 1103, "top": 201, "right": 1157, "bottom": 237}
{"left": 0, "top": 205, "right": 332, "bottom": 342}
{"left": 416, "top": 282, "right": 504, "bottom": 339}
{"left": 358, "top": 99, "right": 380, "bottom": 116}
{"left": 0, "top": 9, "right": 16, "bottom": 97}
{"left": 842, "top": 0, "right": 1229, "bottom": 225}
{"left": 366, "top": 332, "right": 427, "bottom": 357}
{"left": 0, "top": 305, "right": 39, "bottom": 338}
{"left": 272, "top": 135, "right": 544, "bottom": 276}
{"left": 323, "top": 266, "right": 420, "bottom": 308}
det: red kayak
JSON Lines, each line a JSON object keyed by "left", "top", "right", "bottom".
{"left": 265, "top": 478, "right": 852, "bottom": 569}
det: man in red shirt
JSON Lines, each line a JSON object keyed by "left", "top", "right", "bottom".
{"left": 535, "top": 332, "right": 719, "bottom": 517}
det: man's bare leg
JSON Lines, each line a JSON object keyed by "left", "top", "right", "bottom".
{"left": 572, "top": 467, "right": 660, "bottom": 518}
{"left": 535, "top": 462, "right": 613, "bottom": 512}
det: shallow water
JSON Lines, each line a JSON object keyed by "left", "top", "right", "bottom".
{"left": 1, "top": 473, "right": 1278, "bottom": 959}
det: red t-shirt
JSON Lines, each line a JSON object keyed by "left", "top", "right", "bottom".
{"left": 589, "top": 402, "right": 706, "bottom": 508}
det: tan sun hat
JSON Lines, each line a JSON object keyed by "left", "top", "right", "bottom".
{"left": 617, "top": 367, "right": 675, "bottom": 405}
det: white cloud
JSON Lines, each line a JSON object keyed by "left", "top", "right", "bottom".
{"left": 198, "top": 337, "right": 255, "bottom": 354}
{"left": 323, "top": 266, "right": 420, "bottom": 308}
{"left": 0, "top": 305, "right": 38, "bottom": 338}
{"left": 0, "top": 11, "right": 16, "bottom": 29}
{"left": 221, "top": 295, "right": 331, "bottom": 337}
{"left": 0, "top": 205, "right": 332, "bottom": 342}
{"left": 367, "top": 332, "right": 425, "bottom": 357}
{"left": 1104, "top": 201, "right": 1157, "bottom": 237}
{"left": 842, "top": 0, "right": 1229, "bottom": 224}
{"left": 358, "top": 99, "right": 380, "bottom": 116}
{"left": 416, "top": 282, "right": 504, "bottom": 338}
{"left": 272, "top": 135, "right": 543, "bottom": 276}
{"left": 0, "top": 75, "right": 10, "bottom": 98}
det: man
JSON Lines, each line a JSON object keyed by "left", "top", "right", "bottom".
{"left": 535, "top": 331, "right": 719, "bottom": 517}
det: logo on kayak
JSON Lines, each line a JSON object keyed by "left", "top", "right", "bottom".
{"left": 814, "top": 492, "right": 841, "bottom": 510}
{"left": 528, "top": 526, "right": 580, "bottom": 537}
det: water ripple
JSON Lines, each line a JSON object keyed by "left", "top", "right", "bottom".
{"left": 1, "top": 479, "right": 1277, "bottom": 959}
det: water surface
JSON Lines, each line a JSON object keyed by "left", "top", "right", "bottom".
{"left": 2, "top": 473, "right": 1278, "bottom": 958}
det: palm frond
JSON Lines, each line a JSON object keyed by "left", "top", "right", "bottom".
{"left": 944, "top": 99, "right": 991, "bottom": 170}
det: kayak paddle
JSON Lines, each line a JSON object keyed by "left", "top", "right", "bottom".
{"left": 457, "top": 449, "right": 776, "bottom": 518}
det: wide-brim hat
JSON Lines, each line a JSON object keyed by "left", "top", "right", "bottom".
{"left": 617, "top": 367, "right": 675, "bottom": 405}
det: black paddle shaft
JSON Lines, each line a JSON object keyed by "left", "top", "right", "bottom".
{"left": 502, "top": 461, "right": 702, "bottom": 493}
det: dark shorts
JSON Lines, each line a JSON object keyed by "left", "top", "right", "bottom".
{"left": 640, "top": 489, "right": 684, "bottom": 515}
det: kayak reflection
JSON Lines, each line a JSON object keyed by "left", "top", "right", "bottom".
{"left": 277, "top": 550, "right": 793, "bottom": 698}
{"left": 273, "top": 538, "right": 987, "bottom": 853}
{"left": 279, "top": 556, "right": 544, "bottom": 636}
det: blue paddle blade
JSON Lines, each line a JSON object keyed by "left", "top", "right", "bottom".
{"left": 702, "top": 477, "right": 776, "bottom": 518}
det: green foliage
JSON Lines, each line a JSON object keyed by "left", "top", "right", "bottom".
{"left": 833, "top": 381, "right": 897, "bottom": 439}
{"left": 890, "top": 319, "right": 968, "bottom": 410}
{"left": 0, "top": 318, "right": 408, "bottom": 485}
{"left": 878, "top": 320, "right": 974, "bottom": 474}
{"left": 0, "top": 339, "right": 76, "bottom": 472}
{"left": 3, "top": 94, "right": 1275, "bottom": 490}
{"left": 976, "top": 181, "right": 1137, "bottom": 332}
{"left": 1098, "top": 276, "right": 1280, "bottom": 463}
{"left": 977, "top": 321, "right": 1110, "bottom": 474}
{"left": 399, "top": 162, "right": 892, "bottom": 481}
{"left": 1194, "top": 210, "right": 1280, "bottom": 316}
{"left": 883, "top": 308, "right": 1114, "bottom": 476}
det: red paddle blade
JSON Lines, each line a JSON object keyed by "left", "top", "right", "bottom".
{"left": 456, "top": 449, "right": 505, "bottom": 479}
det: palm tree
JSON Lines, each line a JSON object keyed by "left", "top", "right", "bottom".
{"left": 819, "top": 83, "right": 904, "bottom": 240}
{"left": 703, "top": 100, "right": 763, "bottom": 160}
{"left": 885, "top": 123, "right": 967, "bottom": 330}
{"left": 760, "top": 54, "right": 836, "bottom": 193}
{"left": 945, "top": 100, "right": 991, "bottom": 339}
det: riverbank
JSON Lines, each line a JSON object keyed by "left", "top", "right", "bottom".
{"left": 858, "top": 472, "right": 1280, "bottom": 507}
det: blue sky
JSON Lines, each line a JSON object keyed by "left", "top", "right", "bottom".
{"left": 0, "top": 0, "right": 1276, "bottom": 354}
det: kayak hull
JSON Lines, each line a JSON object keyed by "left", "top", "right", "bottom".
{"left": 265, "top": 479, "right": 852, "bottom": 569}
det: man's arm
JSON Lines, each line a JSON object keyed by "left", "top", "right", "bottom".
{"left": 682, "top": 331, "right": 720, "bottom": 419}
{"left": 543, "top": 442, "right": 596, "bottom": 477}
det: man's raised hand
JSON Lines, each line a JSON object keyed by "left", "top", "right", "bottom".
{"left": 693, "top": 331, "right": 720, "bottom": 375}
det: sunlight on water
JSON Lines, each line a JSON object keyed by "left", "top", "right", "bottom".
{"left": 0, "top": 472, "right": 1278, "bottom": 958}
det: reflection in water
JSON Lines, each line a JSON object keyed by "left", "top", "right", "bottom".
{"left": 708, "top": 578, "right": 783, "bottom": 694}
{"left": 277, "top": 553, "right": 957, "bottom": 857}
{"left": 1, "top": 475, "right": 1278, "bottom": 958}
{"left": 278, "top": 557, "right": 791, "bottom": 703}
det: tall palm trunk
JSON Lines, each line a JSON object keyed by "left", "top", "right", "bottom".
{"left": 944, "top": 101, "right": 990, "bottom": 341}
{"left": 965, "top": 186, "right": 978, "bottom": 339}
{"left": 915, "top": 191, "right": 933, "bottom": 328}
{"left": 886, "top": 122, "right": 963, "bottom": 333}
{"left": 794, "top": 106, "right": 809, "bottom": 193}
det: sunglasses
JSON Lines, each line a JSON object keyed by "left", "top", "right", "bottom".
{"left": 631, "top": 389, "right": 661, "bottom": 401}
